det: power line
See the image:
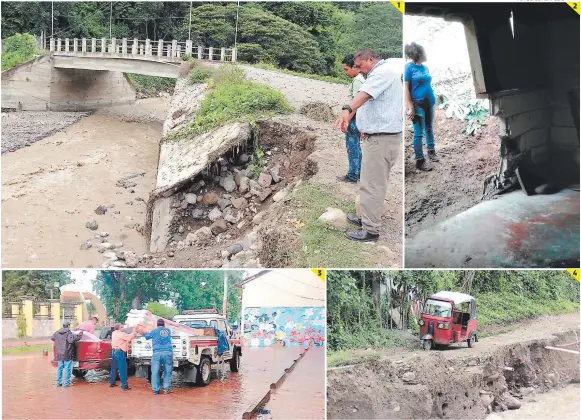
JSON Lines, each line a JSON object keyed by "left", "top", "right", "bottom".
{"left": 274, "top": 271, "right": 326, "bottom": 290}
{"left": 262, "top": 277, "right": 325, "bottom": 302}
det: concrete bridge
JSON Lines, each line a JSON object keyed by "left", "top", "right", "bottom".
{"left": 2, "top": 37, "right": 236, "bottom": 111}
{"left": 49, "top": 37, "right": 237, "bottom": 78}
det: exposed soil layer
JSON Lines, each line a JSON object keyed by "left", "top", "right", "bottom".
{"left": 327, "top": 313, "right": 580, "bottom": 420}
{"left": 405, "top": 110, "right": 499, "bottom": 237}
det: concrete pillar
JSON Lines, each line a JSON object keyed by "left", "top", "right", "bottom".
{"left": 50, "top": 38, "right": 55, "bottom": 52}
{"left": 232, "top": 47, "right": 237, "bottom": 62}
{"left": 122, "top": 38, "right": 127, "bottom": 54}
{"left": 91, "top": 38, "right": 96, "bottom": 53}
{"left": 10, "top": 303, "right": 20, "bottom": 317}
{"left": 167, "top": 43, "right": 172, "bottom": 58}
{"left": 186, "top": 40, "right": 192, "bottom": 56}
{"left": 57, "top": 38, "right": 61, "bottom": 52}
{"left": 51, "top": 302, "right": 61, "bottom": 331}
{"left": 158, "top": 39, "right": 163, "bottom": 57}
{"left": 172, "top": 40, "right": 178, "bottom": 58}
{"left": 132, "top": 38, "right": 138, "bottom": 55}
{"left": 74, "top": 304, "right": 83, "bottom": 326}
{"left": 208, "top": 47, "right": 214, "bottom": 61}
{"left": 82, "top": 38, "right": 87, "bottom": 53}
{"left": 40, "top": 304, "right": 49, "bottom": 318}
{"left": 22, "top": 299, "right": 33, "bottom": 337}
{"left": 220, "top": 47, "right": 225, "bottom": 61}
{"left": 101, "top": 38, "right": 106, "bottom": 53}
{"left": 73, "top": 38, "right": 78, "bottom": 52}
{"left": 198, "top": 46, "right": 203, "bottom": 60}
{"left": 139, "top": 45, "right": 144, "bottom": 55}
{"left": 110, "top": 38, "right": 116, "bottom": 54}
{"left": 64, "top": 38, "right": 69, "bottom": 52}
{"left": 145, "top": 39, "right": 151, "bottom": 55}
{"left": 176, "top": 45, "right": 181, "bottom": 57}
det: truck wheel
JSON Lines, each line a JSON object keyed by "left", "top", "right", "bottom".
{"left": 196, "top": 358, "right": 212, "bottom": 386}
{"left": 468, "top": 335, "right": 476, "bottom": 348}
{"left": 230, "top": 350, "right": 240, "bottom": 372}
{"left": 73, "top": 369, "right": 87, "bottom": 378}
{"left": 422, "top": 339, "right": 432, "bottom": 351}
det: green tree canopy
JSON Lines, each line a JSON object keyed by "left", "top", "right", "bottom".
{"left": 146, "top": 302, "right": 178, "bottom": 319}
{"left": 2, "top": 270, "right": 72, "bottom": 302}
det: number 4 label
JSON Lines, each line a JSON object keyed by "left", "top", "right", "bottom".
{"left": 390, "top": 1, "right": 405, "bottom": 14}
{"left": 567, "top": 3, "right": 580, "bottom": 15}
{"left": 567, "top": 269, "right": 580, "bottom": 281}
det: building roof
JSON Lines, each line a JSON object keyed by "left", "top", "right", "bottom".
{"left": 430, "top": 291, "right": 474, "bottom": 305}
{"left": 234, "top": 270, "right": 271, "bottom": 287}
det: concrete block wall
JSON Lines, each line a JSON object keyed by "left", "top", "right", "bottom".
{"left": 1, "top": 56, "right": 51, "bottom": 110}
{"left": 49, "top": 67, "right": 135, "bottom": 111}
{"left": 32, "top": 319, "right": 54, "bottom": 338}
{"left": 2, "top": 319, "right": 17, "bottom": 340}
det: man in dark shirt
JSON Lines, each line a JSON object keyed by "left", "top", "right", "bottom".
{"left": 51, "top": 321, "right": 83, "bottom": 387}
{"left": 145, "top": 319, "right": 174, "bottom": 395}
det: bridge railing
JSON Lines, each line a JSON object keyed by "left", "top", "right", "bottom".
{"left": 48, "top": 37, "right": 237, "bottom": 62}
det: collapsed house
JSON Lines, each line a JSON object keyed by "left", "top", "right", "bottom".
{"left": 405, "top": 2, "right": 580, "bottom": 268}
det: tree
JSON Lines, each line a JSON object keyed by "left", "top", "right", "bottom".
{"left": 16, "top": 312, "right": 27, "bottom": 341}
{"left": 146, "top": 302, "right": 178, "bottom": 319}
{"left": 2, "top": 271, "right": 72, "bottom": 302}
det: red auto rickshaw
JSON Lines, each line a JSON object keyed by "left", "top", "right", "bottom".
{"left": 419, "top": 291, "right": 478, "bottom": 350}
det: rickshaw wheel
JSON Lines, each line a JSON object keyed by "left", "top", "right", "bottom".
{"left": 422, "top": 339, "right": 432, "bottom": 351}
{"left": 468, "top": 335, "right": 476, "bottom": 348}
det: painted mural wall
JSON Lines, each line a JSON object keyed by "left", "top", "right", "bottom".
{"left": 243, "top": 307, "right": 326, "bottom": 348}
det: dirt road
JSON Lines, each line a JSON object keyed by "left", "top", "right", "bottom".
{"left": 328, "top": 313, "right": 580, "bottom": 419}
{"left": 244, "top": 67, "right": 404, "bottom": 266}
{"left": 1, "top": 98, "right": 168, "bottom": 268}
{"left": 2, "top": 346, "right": 324, "bottom": 419}
{"left": 404, "top": 110, "right": 499, "bottom": 238}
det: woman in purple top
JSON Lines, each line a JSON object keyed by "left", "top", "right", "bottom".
{"left": 404, "top": 42, "right": 439, "bottom": 171}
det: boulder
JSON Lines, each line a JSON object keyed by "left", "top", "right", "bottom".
{"left": 201, "top": 192, "right": 220, "bottom": 205}
{"left": 210, "top": 219, "right": 228, "bottom": 235}
{"left": 220, "top": 176, "right": 236, "bottom": 193}
{"left": 232, "top": 197, "right": 248, "bottom": 209}
{"left": 258, "top": 188, "right": 273, "bottom": 202}
{"left": 186, "top": 227, "right": 213, "bottom": 245}
{"left": 185, "top": 193, "right": 197, "bottom": 204}
{"left": 258, "top": 172, "right": 273, "bottom": 188}
{"left": 318, "top": 207, "right": 348, "bottom": 230}
{"left": 208, "top": 207, "right": 223, "bottom": 222}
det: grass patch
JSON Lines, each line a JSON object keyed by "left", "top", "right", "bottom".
{"left": 477, "top": 293, "right": 579, "bottom": 327}
{"left": 166, "top": 64, "right": 292, "bottom": 142}
{"left": 188, "top": 66, "right": 215, "bottom": 84}
{"left": 290, "top": 182, "right": 373, "bottom": 268}
{"left": 1, "top": 33, "right": 38, "bottom": 71}
{"left": 126, "top": 74, "right": 175, "bottom": 97}
{"left": 248, "top": 62, "right": 349, "bottom": 85}
{"left": 327, "top": 350, "right": 382, "bottom": 368}
{"left": 3, "top": 343, "right": 52, "bottom": 355}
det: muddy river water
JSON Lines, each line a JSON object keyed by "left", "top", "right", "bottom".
{"left": 1, "top": 98, "right": 168, "bottom": 268}
{"left": 485, "top": 384, "right": 580, "bottom": 420}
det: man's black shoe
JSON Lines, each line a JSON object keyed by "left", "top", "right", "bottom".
{"left": 427, "top": 149, "right": 440, "bottom": 162}
{"left": 109, "top": 383, "right": 117, "bottom": 388}
{"left": 121, "top": 386, "right": 131, "bottom": 391}
{"left": 336, "top": 175, "right": 358, "bottom": 184}
{"left": 345, "top": 228, "right": 379, "bottom": 242}
{"left": 163, "top": 389, "right": 172, "bottom": 395}
{"left": 347, "top": 215, "right": 362, "bottom": 227}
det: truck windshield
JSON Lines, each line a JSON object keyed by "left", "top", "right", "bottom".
{"left": 180, "top": 321, "right": 208, "bottom": 328}
{"left": 423, "top": 299, "right": 452, "bottom": 318}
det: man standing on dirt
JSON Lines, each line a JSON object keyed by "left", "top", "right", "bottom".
{"left": 51, "top": 321, "right": 83, "bottom": 387}
{"left": 337, "top": 55, "right": 366, "bottom": 183}
{"left": 144, "top": 319, "right": 174, "bottom": 395}
{"left": 110, "top": 324, "right": 139, "bottom": 391}
{"left": 333, "top": 49, "right": 403, "bottom": 242}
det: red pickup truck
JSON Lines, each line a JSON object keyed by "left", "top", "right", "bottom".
{"left": 51, "top": 326, "right": 135, "bottom": 378}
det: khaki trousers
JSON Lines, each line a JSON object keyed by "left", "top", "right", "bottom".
{"left": 359, "top": 133, "right": 401, "bottom": 235}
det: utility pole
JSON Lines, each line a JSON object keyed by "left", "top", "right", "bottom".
{"left": 222, "top": 271, "right": 228, "bottom": 319}
{"left": 109, "top": 2, "right": 113, "bottom": 38}
{"left": 234, "top": 0, "right": 240, "bottom": 48}
{"left": 51, "top": 1, "right": 54, "bottom": 38}
{"left": 188, "top": 1, "right": 193, "bottom": 41}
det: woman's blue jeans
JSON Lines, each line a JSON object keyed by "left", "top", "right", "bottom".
{"left": 412, "top": 105, "right": 435, "bottom": 160}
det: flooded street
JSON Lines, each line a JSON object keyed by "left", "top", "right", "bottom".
{"left": 1, "top": 99, "right": 167, "bottom": 268}
{"left": 2, "top": 347, "right": 324, "bottom": 419}
{"left": 485, "top": 384, "right": 580, "bottom": 420}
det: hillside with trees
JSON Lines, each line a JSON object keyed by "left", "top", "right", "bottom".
{"left": 1, "top": 1, "right": 402, "bottom": 76}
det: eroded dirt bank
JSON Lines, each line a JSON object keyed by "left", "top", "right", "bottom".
{"left": 327, "top": 313, "right": 580, "bottom": 419}
{"left": 1, "top": 98, "right": 168, "bottom": 268}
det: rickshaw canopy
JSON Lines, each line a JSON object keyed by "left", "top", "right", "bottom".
{"left": 430, "top": 291, "right": 474, "bottom": 305}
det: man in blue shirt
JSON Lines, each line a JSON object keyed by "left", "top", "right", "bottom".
{"left": 145, "top": 319, "right": 173, "bottom": 395}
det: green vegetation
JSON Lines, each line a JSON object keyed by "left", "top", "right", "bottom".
{"left": 1, "top": 2, "right": 402, "bottom": 78}
{"left": 93, "top": 270, "right": 243, "bottom": 323}
{"left": 291, "top": 183, "right": 373, "bottom": 268}
{"left": 2, "top": 271, "right": 71, "bottom": 302}
{"left": 3, "top": 343, "right": 52, "bottom": 355}
{"left": 167, "top": 64, "right": 292, "bottom": 141}
{"left": 126, "top": 74, "right": 176, "bottom": 97}
{"left": 146, "top": 302, "right": 178, "bottom": 319}
{"left": 188, "top": 66, "right": 215, "bottom": 84}
{"left": 327, "top": 270, "right": 580, "bottom": 365}
{"left": 1, "top": 33, "right": 38, "bottom": 70}
{"left": 16, "top": 312, "right": 27, "bottom": 341}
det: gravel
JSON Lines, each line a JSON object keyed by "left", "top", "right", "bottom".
{"left": 1, "top": 111, "right": 89, "bottom": 154}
